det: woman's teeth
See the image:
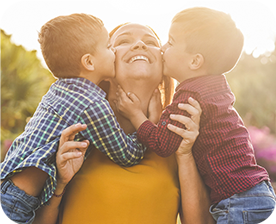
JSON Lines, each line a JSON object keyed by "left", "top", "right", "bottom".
{"left": 129, "top": 55, "right": 149, "bottom": 63}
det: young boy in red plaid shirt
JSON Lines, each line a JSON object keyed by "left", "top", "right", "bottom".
{"left": 117, "top": 7, "right": 276, "bottom": 223}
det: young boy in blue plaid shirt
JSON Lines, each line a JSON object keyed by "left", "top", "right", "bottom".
{"left": 1, "top": 13, "right": 147, "bottom": 223}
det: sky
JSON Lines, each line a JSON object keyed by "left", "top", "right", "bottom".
{"left": 1, "top": 0, "right": 276, "bottom": 66}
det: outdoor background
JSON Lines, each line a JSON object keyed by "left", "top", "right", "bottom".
{"left": 1, "top": 0, "right": 276, "bottom": 223}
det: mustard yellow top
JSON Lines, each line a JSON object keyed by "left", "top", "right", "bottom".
{"left": 58, "top": 148, "right": 180, "bottom": 224}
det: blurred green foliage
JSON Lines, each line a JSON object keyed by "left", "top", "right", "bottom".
{"left": 1, "top": 29, "right": 56, "bottom": 159}
{"left": 227, "top": 49, "right": 276, "bottom": 134}
{"left": 1, "top": 29, "right": 276, "bottom": 161}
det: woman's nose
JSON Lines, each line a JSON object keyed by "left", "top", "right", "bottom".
{"left": 131, "top": 40, "right": 147, "bottom": 50}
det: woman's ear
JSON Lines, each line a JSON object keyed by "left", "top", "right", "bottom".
{"left": 81, "top": 54, "right": 95, "bottom": 71}
{"left": 189, "top": 53, "right": 204, "bottom": 70}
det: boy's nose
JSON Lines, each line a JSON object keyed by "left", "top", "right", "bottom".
{"left": 132, "top": 40, "right": 147, "bottom": 50}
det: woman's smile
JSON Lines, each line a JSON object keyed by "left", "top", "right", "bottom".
{"left": 129, "top": 55, "right": 149, "bottom": 63}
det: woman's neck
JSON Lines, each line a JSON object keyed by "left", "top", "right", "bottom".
{"left": 108, "top": 78, "right": 158, "bottom": 134}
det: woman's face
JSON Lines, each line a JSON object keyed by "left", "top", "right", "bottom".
{"left": 110, "top": 23, "right": 163, "bottom": 84}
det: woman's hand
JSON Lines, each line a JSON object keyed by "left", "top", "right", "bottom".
{"left": 167, "top": 97, "right": 202, "bottom": 156}
{"left": 56, "top": 123, "right": 90, "bottom": 187}
{"left": 34, "top": 124, "right": 90, "bottom": 224}
{"left": 168, "top": 98, "right": 214, "bottom": 224}
{"left": 148, "top": 88, "right": 162, "bottom": 124}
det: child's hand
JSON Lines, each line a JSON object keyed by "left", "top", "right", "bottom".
{"left": 115, "top": 85, "right": 148, "bottom": 130}
{"left": 148, "top": 88, "right": 162, "bottom": 124}
{"left": 56, "top": 123, "right": 89, "bottom": 186}
{"left": 116, "top": 85, "right": 143, "bottom": 120}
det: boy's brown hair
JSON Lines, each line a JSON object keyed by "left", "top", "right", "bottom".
{"left": 172, "top": 7, "right": 244, "bottom": 75}
{"left": 38, "top": 13, "right": 104, "bottom": 78}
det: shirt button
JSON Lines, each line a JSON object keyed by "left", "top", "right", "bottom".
{"left": 161, "top": 121, "right": 166, "bottom": 125}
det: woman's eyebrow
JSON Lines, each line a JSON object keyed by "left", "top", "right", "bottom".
{"left": 115, "top": 32, "right": 131, "bottom": 39}
{"left": 144, "top": 34, "right": 156, "bottom": 39}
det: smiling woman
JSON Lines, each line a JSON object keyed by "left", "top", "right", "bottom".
{"left": 111, "top": 23, "right": 163, "bottom": 87}
{"left": 56, "top": 23, "right": 176, "bottom": 224}
{"left": 35, "top": 22, "right": 213, "bottom": 224}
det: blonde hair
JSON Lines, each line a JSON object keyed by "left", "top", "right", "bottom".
{"left": 172, "top": 7, "right": 244, "bottom": 74}
{"left": 38, "top": 13, "right": 104, "bottom": 78}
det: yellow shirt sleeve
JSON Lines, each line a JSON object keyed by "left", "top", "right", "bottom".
{"left": 58, "top": 148, "right": 180, "bottom": 224}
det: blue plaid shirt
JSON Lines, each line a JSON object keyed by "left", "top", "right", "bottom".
{"left": 1, "top": 78, "right": 146, "bottom": 205}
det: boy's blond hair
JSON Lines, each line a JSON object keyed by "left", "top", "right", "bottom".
{"left": 38, "top": 13, "right": 104, "bottom": 78}
{"left": 172, "top": 7, "right": 244, "bottom": 75}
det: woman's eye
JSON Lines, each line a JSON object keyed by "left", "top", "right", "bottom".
{"left": 145, "top": 41, "right": 158, "bottom": 46}
{"left": 117, "top": 39, "right": 129, "bottom": 45}
{"left": 107, "top": 44, "right": 112, "bottom": 49}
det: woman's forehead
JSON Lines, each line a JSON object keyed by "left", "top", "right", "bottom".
{"left": 111, "top": 23, "right": 157, "bottom": 40}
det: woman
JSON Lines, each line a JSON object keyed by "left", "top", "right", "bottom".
{"left": 34, "top": 23, "right": 214, "bottom": 224}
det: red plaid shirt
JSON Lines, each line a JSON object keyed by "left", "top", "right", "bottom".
{"left": 137, "top": 74, "right": 269, "bottom": 203}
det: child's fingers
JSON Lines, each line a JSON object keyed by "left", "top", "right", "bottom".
{"left": 127, "top": 92, "right": 139, "bottom": 103}
{"left": 117, "top": 86, "right": 131, "bottom": 103}
{"left": 152, "top": 89, "right": 161, "bottom": 101}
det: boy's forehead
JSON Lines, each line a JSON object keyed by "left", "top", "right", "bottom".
{"left": 169, "top": 22, "right": 186, "bottom": 36}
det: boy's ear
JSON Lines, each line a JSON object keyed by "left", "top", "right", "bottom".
{"left": 189, "top": 53, "right": 204, "bottom": 70}
{"left": 81, "top": 54, "right": 95, "bottom": 71}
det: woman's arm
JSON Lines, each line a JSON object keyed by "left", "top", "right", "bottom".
{"left": 33, "top": 124, "right": 89, "bottom": 224}
{"left": 168, "top": 98, "right": 215, "bottom": 224}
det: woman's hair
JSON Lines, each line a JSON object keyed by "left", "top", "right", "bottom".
{"left": 101, "top": 23, "right": 174, "bottom": 108}
{"left": 172, "top": 7, "right": 244, "bottom": 75}
{"left": 38, "top": 13, "right": 104, "bottom": 78}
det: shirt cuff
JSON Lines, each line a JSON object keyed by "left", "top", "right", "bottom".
{"left": 137, "top": 120, "right": 156, "bottom": 144}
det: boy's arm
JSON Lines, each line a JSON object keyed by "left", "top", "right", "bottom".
{"left": 9, "top": 167, "right": 48, "bottom": 197}
{"left": 79, "top": 96, "right": 146, "bottom": 167}
{"left": 117, "top": 87, "right": 195, "bottom": 157}
{"left": 115, "top": 87, "right": 162, "bottom": 127}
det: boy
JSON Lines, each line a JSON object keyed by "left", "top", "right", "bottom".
{"left": 117, "top": 7, "right": 276, "bottom": 223}
{"left": 1, "top": 13, "right": 146, "bottom": 223}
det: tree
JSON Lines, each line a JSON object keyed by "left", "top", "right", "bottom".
{"left": 1, "top": 29, "right": 55, "bottom": 159}
{"left": 227, "top": 47, "right": 276, "bottom": 134}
